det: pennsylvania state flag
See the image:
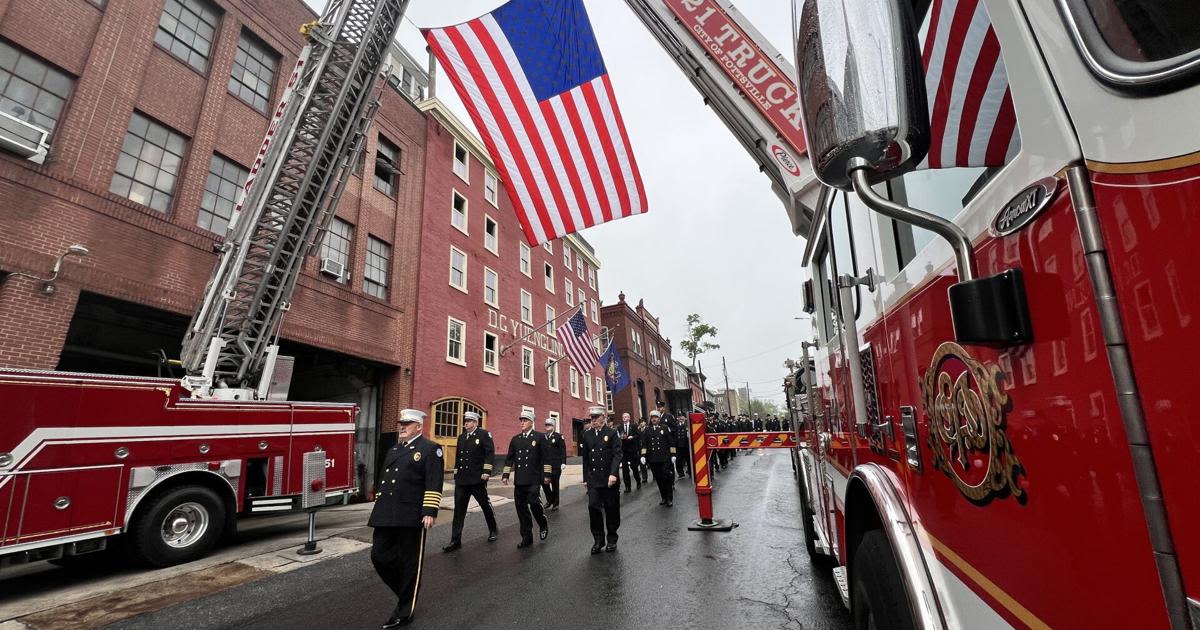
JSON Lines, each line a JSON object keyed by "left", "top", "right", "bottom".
{"left": 599, "top": 343, "right": 629, "bottom": 395}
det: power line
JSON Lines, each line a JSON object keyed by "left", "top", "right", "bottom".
{"left": 724, "top": 337, "right": 805, "bottom": 365}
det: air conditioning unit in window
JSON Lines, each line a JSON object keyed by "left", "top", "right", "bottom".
{"left": 0, "top": 111, "right": 49, "bottom": 164}
{"left": 319, "top": 257, "right": 345, "bottom": 280}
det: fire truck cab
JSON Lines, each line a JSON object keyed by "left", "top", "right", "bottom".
{"left": 791, "top": 0, "right": 1200, "bottom": 628}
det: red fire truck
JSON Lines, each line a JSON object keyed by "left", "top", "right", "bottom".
{"left": 0, "top": 0, "right": 409, "bottom": 568}
{"left": 786, "top": 0, "right": 1200, "bottom": 628}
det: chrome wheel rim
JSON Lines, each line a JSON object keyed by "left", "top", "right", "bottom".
{"left": 160, "top": 501, "right": 209, "bottom": 548}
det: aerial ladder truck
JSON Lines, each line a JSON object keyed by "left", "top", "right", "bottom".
{"left": 0, "top": 0, "right": 411, "bottom": 568}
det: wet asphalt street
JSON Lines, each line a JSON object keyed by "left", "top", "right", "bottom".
{"left": 112, "top": 450, "right": 850, "bottom": 630}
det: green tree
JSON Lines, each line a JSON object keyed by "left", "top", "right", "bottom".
{"left": 679, "top": 313, "right": 719, "bottom": 371}
{"left": 748, "top": 399, "right": 781, "bottom": 417}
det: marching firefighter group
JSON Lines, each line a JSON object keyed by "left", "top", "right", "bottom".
{"left": 366, "top": 401, "right": 790, "bottom": 628}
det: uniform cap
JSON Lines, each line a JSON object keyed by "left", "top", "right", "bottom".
{"left": 543, "top": 417, "right": 556, "bottom": 426}
{"left": 588, "top": 405, "right": 607, "bottom": 417}
{"left": 519, "top": 409, "right": 535, "bottom": 421}
{"left": 399, "top": 409, "right": 426, "bottom": 424}
{"left": 463, "top": 411, "right": 481, "bottom": 422}
{"left": 649, "top": 410, "right": 661, "bottom": 417}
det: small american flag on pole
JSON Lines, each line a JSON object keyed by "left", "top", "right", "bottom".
{"left": 425, "top": 0, "right": 647, "bottom": 246}
{"left": 555, "top": 308, "right": 599, "bottom": 374}
{"left": 919, "top": 0, "right": 1019, "bottom": 169}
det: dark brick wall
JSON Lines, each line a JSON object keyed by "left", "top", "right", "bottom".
{"left": 600, "top": 296, "right": 675, "bottom": 422}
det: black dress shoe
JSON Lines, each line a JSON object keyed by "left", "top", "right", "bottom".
{"left": 590, "top": 543, "right": 603, "bottom": 555}
{"left": 658, "top": 500, "right": 666, "bottom": 505}
{"left": 487, "top": 531, "right": 498, "bottom": 542}
{"left": 623, "top": 489, "right": 631, "bottom": 494}
{"left": 666, "top": 501, "right": 673, "bottom": 507}
{"left": 517, "top": 539, "right": 533, "bottom": 548}
{"left": 548, "top": 504, "right": 559, "bottom": 512}
{"left": 441, "top": 541, "right": 461, "bottom": 553}
{"left": 604, "top": 544, "right": 617, "bottom": 552}
{"left": 381, "top": 614, "right": 412, "bottom": 629}
{"left": 540, "top": 528, "right": 549, "bottom": 540}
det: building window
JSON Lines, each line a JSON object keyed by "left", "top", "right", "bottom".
{"left": 432, "top": 397, "right": 485, "bottom": 439}
{"left": 589, "top": 267, "right": 596, "bottom": 289}
{"left": 606, "top": 389, "right": 613, "bottom": 412}
{"left": 453, "top": 140, "right": 469, "bottom": 182}
{"left": 569, "top": 367, "right": 579, "bottom": 397}
{"left": 596, "top": 378, "right": 604, "bottom": 403}
{"left": 565, "top": 279, "right": 574, "bottom": 306}
{"left": 109, "top": 111, "right": 186, "bottom": 213}
{"left": 484, "top": 170, "right": 498, "bottom": 206}
{"left": 584, "top": 375, "right": 593, "bottom": 401}
{"left": 543, "top": 240, "right": 553, "bottom": 254}
{"left": 197, "top": 154, "right": 247, "bottom": 234}
{"left": 451, "top": 191, "right": 468, "bottom": 234}
{"left": 483, "top": 331, "right": 499, "bottom": 374}
{"left": 548, "top": 361, "right": 559, "bottom": 392}
{"left": 545, "top": 305, "right": 555, "bottom": 334}
{"left": 519, "top": 241, "right": 531, "bottom": 277}
{"left": 229, "top": 30, "right": 277, "bottom": 112}
{"left": 520, "top": 289, "right": 532, "bottom": 324}
{"left": 447, "top": 317, "right": 466, "bottom": 365}
{"left": 632, "top": 330, "right": 642, "bottom": 355}
{"left": 577, "top": 288, "right": 585, "bottom": 309}
{"left": 544, "top": 262, "right": 554, "bottom": 293}
{"left": 321, "top": 217, "right": 353, "bottom": 283}
{"left": 484, "top": 267, "right": 498, "bottom": 307}
{"left": 576, "top": 257, "right": 584, "bottom": 279}
{"left": 450, "top": 246, "right": 467, "bottom": 292}
{"left": 374, "top": 136, "right": 400, "bottom": 196}
{"left": 364, "top": 236, "right": 390, "bottom": 299}
{"left": 0, "top": 40, "right": 74, "bottom": 141}
{"left": 484, "top": 216, "right": 498, "bottom": 255}
{"left": 590, "top": 299, "right": 598, "bottom": 324}
{"left": 522, "top": 346, "right": 534, "bottom": 384}
{"left": 155, "top": 0, "right": 220, "bottom": 72}
{"left": 563, "top": 246, "right": 571, "bottom": 268}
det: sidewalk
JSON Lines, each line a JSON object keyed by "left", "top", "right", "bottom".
{"left": 441, "top": 464, "right": 584, "bottom": 510}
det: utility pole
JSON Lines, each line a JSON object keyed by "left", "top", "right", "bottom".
{"left": 722, "top": 356, "right": 732, "bottom": 416}
{"left": 746, "top": 381, "right": 752, "bottom": 417}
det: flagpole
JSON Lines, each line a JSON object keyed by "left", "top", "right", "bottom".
{"left": 500, "top": 303, "right": 584, "bottom": 357}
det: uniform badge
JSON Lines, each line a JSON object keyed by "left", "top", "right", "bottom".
{"left": 475, "top": 438, "right": 480, "bottom": 444}
{"left": 436, "top": 448, "right": 443, "bottom": 458}
{"left": 551, "top": 438, "right": 556, "bottom": 443}
{"left": 532, "top": 440, "right": 537, "bottom": 446}
{"left": 604, "top": 435, "right": 609, "bottom": 442}
{"left": 414, "top": 452, "right": 422, "bottom": 462}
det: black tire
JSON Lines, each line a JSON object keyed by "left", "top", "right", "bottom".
{"left": 851, "top": 530, "right": 916, "bottom": 630}
{"left": 129, "top": 485, "right": 225, "bottom": 567}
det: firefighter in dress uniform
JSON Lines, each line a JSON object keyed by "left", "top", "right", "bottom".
{"left": 541, "top": 417, "right": 567, "bottom": 511}
{"left": 580, "top": 405, "right": 622, "bottom": 554}
{"left": 501, "top": 409, "right": 550, "bottom": 548}
{"left": 640, "top": 410, "right": 677, "bottom": 506}
{"left": 369, "top": 409, "right": 443, "bottom": 629}
{"left": 616, "top": 412, "right": 641, "bottom": 492}
{"left": 442, "top": 411, "right": 498, "bottom": 553}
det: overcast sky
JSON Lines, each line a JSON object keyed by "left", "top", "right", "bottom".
{"left": 305, "top": 0, "right": 813, "bottom": 406}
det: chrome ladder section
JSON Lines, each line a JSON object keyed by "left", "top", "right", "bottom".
{"left": 180, "top": 0, "right": 410, "bottom": 396}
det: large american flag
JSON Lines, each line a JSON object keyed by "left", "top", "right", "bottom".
{"left": 919, "top": 0, "right": 1019, "bottom": 169}
{"left": 555, "top": 309, "right": 599, "bottom": 374}
{"left": 426, "top": 0, "right": 647, "bottom": 246}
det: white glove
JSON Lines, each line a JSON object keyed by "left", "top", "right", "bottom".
{"left": 560, "top": 463, "right": 566, "bottom": 470}
{"left": 640, "top": 457, "right": 646, "bottom": 465}
{"left": 671, "top": 456, "right": 676, "bottom": 464}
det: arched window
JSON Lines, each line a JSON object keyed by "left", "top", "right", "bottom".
{"left": 430, "top": 397, "right": 486, "bottom": 438}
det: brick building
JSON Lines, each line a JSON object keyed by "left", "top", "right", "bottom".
{"left": 599, "top": 294, "right": 674, "bottom": 422}
{"left": 410, "top": 98, "right": 604, "bottom": 462}
{"left": 0, "top": 0, "right": 430, "bottom": 492}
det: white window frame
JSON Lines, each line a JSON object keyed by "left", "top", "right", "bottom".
{"left": 545, "top": 305, "right": 556, "bottom": 335}
{"left": 632, "top": 330, "right": 642, "bottom": 355}
{"left": 520, "top": 289, "right": 533, "bottom": 325}
{"left": 576, "top": 257, "right": 583, "bottom": 280}
{"left": 606, "top": 389, "right": 614, "bottom": 412}
{"left": 519, "top": 241, "right": 531, "bottom": 278}
{"left": 590, "top": 299, "right": 598, "bottom": 324}
{"left": 569, "top": 366, "right": 579, "bottom": 397}
{"left": 544, "top": 262, "right": 555, "bottom": 293}
{"left": 453, "top": 139, "right": 470, "bottom": 183}
{"left": 548, "top": 360, "right": 559, "bottom": 392}
{"left": 565, "top": 279, "right": 574, "bottom": 306}
{"left": 577, "top": 288, "right": 585, "bottom": 309}
{"left": 451, "top": 190, "right": 469, "bottom": 235}
{"left": 484, "top": 169, "right": 499, "bottom": 207}
{"left": 449, "top": 246, "right": 468, "bottom": 293}
{"left": 595, "top": 378, "right": 604, "bottom": 404}
{"left": 483, "top": 266, "right": 499, "bottom": 308}
{"left": 483, "top": 331, "right": 499, "bottom": 374}
{"left": 522, "top": 347, "right": 535, "bottom": 385}
{"left": 543, "top": 240, "right": 553, "bottom": 254}
{"left": 563, "top": 246, "right": 571, "bottom": 268}
{"left": 446, "top": 317, "right": 466, "bottom": 366}
{"left": 588, "top": 267, "right": 596, "bottom": 289}
{"left": 584, "top": 375, "right": 593, "bottom": 402}
{"left": 484, "top": 215, "right": 498, "bottom": 255}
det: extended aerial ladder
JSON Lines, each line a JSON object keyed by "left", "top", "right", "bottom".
{"left": 179, "top": 0, "right": 411, "bottom": 399}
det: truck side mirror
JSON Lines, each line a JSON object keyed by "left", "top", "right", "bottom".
{"left": 793, "top": 0, "right": 929, "bottom": 191}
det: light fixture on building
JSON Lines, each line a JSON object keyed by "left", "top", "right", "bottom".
{"left": 5, "top": 244, "right": 90, "bottom": 295}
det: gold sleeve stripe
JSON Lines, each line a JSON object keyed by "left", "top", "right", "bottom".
{"left": 502, "top": 466, "right": 512, "bottom": 473}
{"left": 483, "top": 464, "right": 494, "bottom": 470}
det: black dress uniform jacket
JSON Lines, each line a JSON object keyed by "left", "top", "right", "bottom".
{"left": 543, "top": 431, "right": 567, "bottom": 467}
{"left": 640, "top": 424, "right": 676, "bottom": 463}
{"left": 453, "top": 429, "right": 495, "bottom": 485}
{"left": 503, "top": 431, "right": 550, "bottom": 486}
{"left": 369, "top": 435, "right": 444, "bottom": 527}
{"left": 580, "top": 425, "right": 622, "bottom": 486}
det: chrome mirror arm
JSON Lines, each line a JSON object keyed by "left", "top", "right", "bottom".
{"left": 848, "top": 160, "right": 976, "bottom": 282}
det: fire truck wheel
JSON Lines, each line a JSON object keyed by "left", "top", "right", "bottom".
{"left": 130, "top": 485, "right": 226, "bottom": 567}
{"left": 851, "top": 530, "right": 915, "bottom": 630}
